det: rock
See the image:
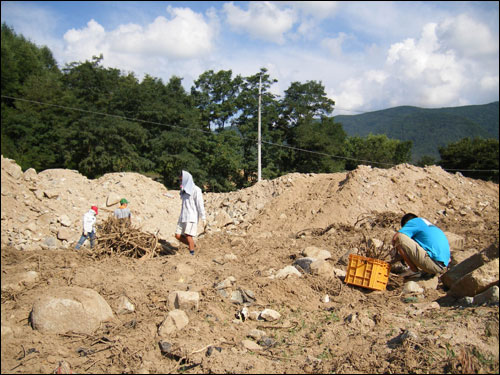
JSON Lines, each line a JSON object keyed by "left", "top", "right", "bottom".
{"left": 293, "top": 257, "right": 315, "bottom": 274}
{"left": 310, "top": 259, "right": 333, "bottom": 277}
{"left": 30, "top": 287, "right": 114, "bottom": 334}
{"left": 333, "top": 268, "right": 346, "bottom": 279}
{"left": 448, "top": 258, "right": 499, "bottom": 298}
{"left": 417, "top": 275, "right": 439, "bottom": 290}
{"left": 275, "top": 265, "right": 302, "bottom": 279}
{"left": 247, "top": 329, "right": 266, "bottom": 340}
{"left": 57, "top": 228, "right": 72, "bottom": 241}
{"left": 215, "top": 276, "right": 236, "bottom": 290}
{"left": 472, "top": 285, "right": 499, "bottom": 306}
{"left": 158, "top": 309, "right": 189, "bottom": 336}
{"left": 241, "top": 340, "right": 262, "bottom": 351}
{"left": 23, "top": 168, "right": 37, "bottom": 181}
{"left": 260, "top": 309, "right": 281, "bottom": 321}
{"left": 44, "top": 190, "right": 59, "bottom": 199}
{"left": 442, "top": 243, "right": 499, "bottom": 289}
{"left": 167, "top": 291, "right": 199, "bottom": 312}
{"left": 58, "top": 214, "right": 72, "bottom": 227}
{"left": 3, "top": 156, "right": 23, "bottom": 179}
{"left": 230, "top": 290, "right": 244, "bottom": 304}
{"left": 42, "top": 236, "right": 58, "bottom": 249}
{"left": 302, "top": 246, "right": 331, "bottom": 260}
{"left": 403, "top": 281, "right": 424, "bottom": 294}
{"left": 116, "top": 295, "right": 135, "bottom": 315}
{"left": 367, "top": 238, "right": 384, "bottom": 249}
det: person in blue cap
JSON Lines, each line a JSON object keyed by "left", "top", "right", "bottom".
{"left": 174, "top": 170, "right": 207, "bottom": 255}
{"left": 392, "top": 213, "right": 450, "bottom": 278}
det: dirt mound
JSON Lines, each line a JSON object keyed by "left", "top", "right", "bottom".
{"left": 1, "top": 155, "right": 499, "bottom": 374}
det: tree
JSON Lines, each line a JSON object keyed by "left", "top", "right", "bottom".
{"left": 291, "top": 117, "right": 346, "bottom": 173}
{"left": 344, "top": 134, "right": 412, "bottom": 170}
{"left": 439, "top": 138, "right": 499, "bottom": 182}
{"left": 278, "top": 80, "right": 335, "bottom": 144}
{"left": 191, "top": 70, "right": 243, "bottom": 131}
{"left": 1, "top": 23, "right": 67, "bottom": 170}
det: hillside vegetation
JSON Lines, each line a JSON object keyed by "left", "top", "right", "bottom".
{"left": 335, "top": 102, "right": 499, "bottom": 161}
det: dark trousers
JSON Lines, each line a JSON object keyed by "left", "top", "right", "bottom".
{"left": 75, "top": 231, "right": 96, "bottom": 250}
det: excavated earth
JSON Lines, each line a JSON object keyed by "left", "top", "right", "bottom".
{"left": 1, "top": 155, "right": 499, "bottom": 374}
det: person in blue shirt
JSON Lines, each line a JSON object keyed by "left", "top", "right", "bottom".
{"left": 392, "top": 213, "right": 450, "bottom": 277}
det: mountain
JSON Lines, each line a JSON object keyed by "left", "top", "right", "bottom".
{"left": 334, "top": 101, "right": 499, "bottom": 162}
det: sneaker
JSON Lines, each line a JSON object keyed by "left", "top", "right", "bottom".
{"left": 190, "top": 250, "right": 195, "bottom": 256}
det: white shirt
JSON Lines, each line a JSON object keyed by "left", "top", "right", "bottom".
{"left": 179, "top": 185, "right": 206, "bottom": 223}
{"left": 82, "top": 210, "right": 96, "bottom": 234}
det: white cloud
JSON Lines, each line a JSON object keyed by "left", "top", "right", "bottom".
{"left": 385, "top": 20, "right": 468, "bottom": 107}
{"left": 223, "top": 1, "right": 295, "bottom": 44}
{"left": 63, "top": 19, "right": 108, "bottom": 62}
{"left": 289, "top": 1, "right": 339, "bottom": 19}
{"left": 331, "top": 12, "right": 498, "bottom": 112}
{"left": 437, "top": 14, "right": 499, "bottom": 58}
{"left": 480, "top": 75, "right": 499, "bottom": 91}
{"left": 61, "top": 6, "right": 216, "bottom": 69}
{"left": 321, "top": 32, "right": 351, "bottom": 57}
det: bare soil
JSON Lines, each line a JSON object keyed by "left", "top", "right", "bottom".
{"left": 1, "top": 160, "right": 499, "bottom": 374}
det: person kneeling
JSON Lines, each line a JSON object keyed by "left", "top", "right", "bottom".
{"left": 391, "top": 213, "right": 450, "bottom": 278}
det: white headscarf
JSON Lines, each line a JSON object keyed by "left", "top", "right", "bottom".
{"left": 181, "top": 170, "right": 195, "bottom": 196}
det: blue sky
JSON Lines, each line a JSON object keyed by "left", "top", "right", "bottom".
{"left": 2, "top": 1, "right": 499, "bottom": 115}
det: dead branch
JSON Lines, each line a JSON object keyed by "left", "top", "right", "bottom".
{"left": 91, "top": 217, "right": 160, "bottom": 259}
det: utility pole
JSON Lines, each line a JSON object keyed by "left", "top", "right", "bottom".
{"left": 258, "top": 74, "right": 262, "bottom": 182}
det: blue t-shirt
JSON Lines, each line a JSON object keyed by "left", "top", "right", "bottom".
{"left": 398, "top": 217, "right": 450, "bottom": 266}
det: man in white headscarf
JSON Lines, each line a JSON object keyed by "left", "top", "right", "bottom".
{"left": 174, "top": 170, "right": 207, "bottom": 255}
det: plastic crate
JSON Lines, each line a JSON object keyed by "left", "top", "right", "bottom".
{"left": 344, "top": 254, "right": 391, "bottom": 291}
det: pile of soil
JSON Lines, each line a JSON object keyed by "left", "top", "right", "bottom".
{"left": 1, "top": 155, "right": 498, "bottom": 374}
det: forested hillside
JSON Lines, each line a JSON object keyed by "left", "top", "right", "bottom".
{"left": 1, "top": 24, "right": 498, "bottom": 189}
{"left": 335, "top": 102, "right": 499, "bottom": 161}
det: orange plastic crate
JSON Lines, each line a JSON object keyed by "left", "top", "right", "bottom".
{"left": 345, "top": 254, "right": 391, "bottom": 291}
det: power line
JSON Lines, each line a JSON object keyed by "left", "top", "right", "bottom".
{"left": 2, "top": 95, "right": 498, "bottom": 173}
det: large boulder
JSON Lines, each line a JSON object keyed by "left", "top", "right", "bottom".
{"left": 30, "top": 287, "right": 114, "bottom": 334}
{"left": 448, "top": 258, "right": 499, "bottom": 298}
{"left": 442, "top": 243, "right": 499, "bottom": 289}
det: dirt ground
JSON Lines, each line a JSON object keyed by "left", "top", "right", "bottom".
{"left": 1, "top": 159, "right": 499, "bottom": 374}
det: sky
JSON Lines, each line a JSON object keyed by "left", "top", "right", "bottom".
{"left": 1, "top": 1, "right": 499, "bottom": 115}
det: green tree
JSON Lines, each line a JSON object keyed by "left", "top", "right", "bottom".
{"left": 439, "top": 138, "right": 499, "bottom": 182}
{"left": 142, "top": 75, "right": 205, "bottom": 187}
{"left": 278, "top": 80, "right": 335, "bottom": 145}
{"left": 1, "top": 23, "right": 67, "bottom": 170}
{"left": 1, "top": 23, "right": 59, "bottom": 100}
{"left": 191, "top": 69, "right": 243, "bottom": 130}
{"left": 344, "top": 134, "right": 412, "bottom": 170}
{"left": 292, "top": 117, "right": 346, "bottom": 173}
{"left": 200, "top": 129, "right": 244, "bottom": 192}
